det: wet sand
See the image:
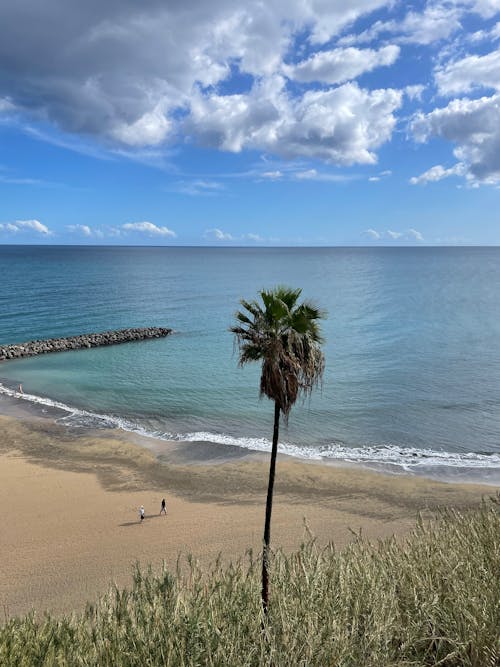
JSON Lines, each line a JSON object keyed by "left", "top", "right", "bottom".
{"left": 0, "top": 414, "right": 493, "bottom": 619}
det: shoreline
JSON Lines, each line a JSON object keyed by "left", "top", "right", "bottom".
{"left": 1, "top": 382, "right": 499, "bottom": 485}
{"left": 0, "top": 406, "right": 496, "bottom": 619}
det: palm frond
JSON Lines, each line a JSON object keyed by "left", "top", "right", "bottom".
{"left": 234, "top": 311, "right": 254, "bottom": 326}
{"left": 239, "top": 299, "right": 263, "bottom": 319}
{"left": 266, "top": 286, "right": 302, "bottom": 310}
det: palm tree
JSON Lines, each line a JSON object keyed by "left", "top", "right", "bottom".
{"left": 230, "top": 286, "right": 326, "bottom": 615}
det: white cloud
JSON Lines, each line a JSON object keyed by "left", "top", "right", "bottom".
{"left": 24, "top": 126, "right": 116, "bottom": 162}
{"left": 261, "top": 170, "right": 283, "bottom": 180}
{"left": 307, "top": 0, "right": 391, "bottom": 45}
{"left": 460, "top": 0, "right": 500, "bottom": 18}
{"left": 295, "top": 169, "right": 320, "bottom": 180}
{"left": 67, "top": 224, "right": 92, "bottom": 236}
{"left": 466, "top": 21, "right": 500, "bottom": 42}
{"left": 409, "top": 163, "right": 466, "bottom": 184}
{"left": 204, "top": 228, "right": 234, "bottom": 241}
{"left": 277, "top": 83, "right": 402, "bottom": 164}
{"left": 171, "top": 180, "right": 224, "bottom": 196}
{"left": 363, "top": 228, "right": 424, "bottom": 241}
{"left": 0, "top": 219, "right": 51, "bottom": 234}
{"left": 203, "top": 228, "right": 267, "bottom": 243}
{"left": 122, "top": 221, "right": 176, "bottom": 237}
{"left": 468, "top": 29, "right": 488, "bottom": 41}
{"left": 405, "top": 84, "right": 425, "bottom": 100}
{"left": 340, "top": 0, "right": 500, "bottom": 48}
{"left": 187, "top": 79, "right": 402, "bottom": 164}
{"left": 0, "top": 172, "right": 63, "bottom": 187}
{"left": 294, "top": 168, "right": 353, "bottom": 182}
{"left": 186, "top": 75, "right": 285, "bottom": 154}
{"left": 368, "top": 168, "right": 392, "bottom": 181}
{"left": 435, "top": 49, "right": 500, "bottom": 95}
{"left": 408, "top": 228, "right": 424, "bottom": 241}
{"left": 284, "top": 45, "right": 400, "bottom": 85}
{"left": 339, "top": 4, "right": 464, "bottom": 46}
{"left": 411, "top": 93, "right": 500, "bottom": 183}
{"left": 18, "top": 219, "right": 50, "bottom": 234}
{"left": 112, "top": 104, "right": 173, "bottom": 147}
{"left": 394, "top": 5, "right": 463, "bottom": 44}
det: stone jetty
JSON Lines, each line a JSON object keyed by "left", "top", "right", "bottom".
{"left": 0, "top": 327, "right": 172, "bottom": 361}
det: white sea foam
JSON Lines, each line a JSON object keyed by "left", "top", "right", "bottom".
{"left": 0, "top": 382, "right": 145, "bottom": 434}
{"left": 1, "top": 382, "right": 499, "bottom": 472}
{"left": 176, "top": 430, "right": 500, "bottom": 469}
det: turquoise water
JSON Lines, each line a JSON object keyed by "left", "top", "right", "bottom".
{"left": 1, "top": 245, "right": 499, "bottom": 479}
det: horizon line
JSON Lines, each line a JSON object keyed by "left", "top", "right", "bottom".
{"left": 0, "top": 243, "right": 499, "bottom": 249}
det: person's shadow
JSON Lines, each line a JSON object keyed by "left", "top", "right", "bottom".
{"left": 119, "top": 514, "right": 166, "bottom": 527}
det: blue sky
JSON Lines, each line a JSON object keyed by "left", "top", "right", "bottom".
{"left": 1, "top": 0, "right": 499, "bottom": 245}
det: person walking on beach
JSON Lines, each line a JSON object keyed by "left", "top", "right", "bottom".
{"left": 139, "top": 505, "right": 145, "bottom": 522}
{"left": 160, "top": 498, "right": 167, "bottom": 515}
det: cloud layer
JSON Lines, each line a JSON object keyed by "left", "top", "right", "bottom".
{"left": 1, "top": 0, "right": 396, "bottom": 162}
{"left": 1, "top": 0, "right": 500, "bottom": 184}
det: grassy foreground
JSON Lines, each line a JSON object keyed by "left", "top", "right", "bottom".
{"left": 1, "top": 498, "right": 498, "bottom": 667}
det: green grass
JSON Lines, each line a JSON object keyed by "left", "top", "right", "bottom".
{"left": 1, "top": 497, "right": 499, "bottom": 666}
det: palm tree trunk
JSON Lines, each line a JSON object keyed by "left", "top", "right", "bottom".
{"left": 262, "top": 400, "right": 280, "bottom": 616}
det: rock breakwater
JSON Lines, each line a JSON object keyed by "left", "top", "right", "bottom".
{"left": 0, "top": 327, "right": 172, "bottom": 361}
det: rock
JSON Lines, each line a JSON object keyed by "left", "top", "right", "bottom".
{"left": 0, "top": 327, "right": 172, "bottom": 362}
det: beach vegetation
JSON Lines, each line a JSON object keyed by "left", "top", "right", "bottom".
{"left": 0, "top": 499, "right": 498, "bottom": 666}
{"left": 230, "top": 286, "right": 326, "bottom": 614}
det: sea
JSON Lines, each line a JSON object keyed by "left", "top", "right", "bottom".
{"left": 1, "top": 245, "right": 499, "bottom": 483}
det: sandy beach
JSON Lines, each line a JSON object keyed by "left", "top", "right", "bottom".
{"left": 0, "top": 412, "right": 493, "bottom": 620}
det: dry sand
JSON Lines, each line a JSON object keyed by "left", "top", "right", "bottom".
{"left": 0, "top": 414, "right": 492, "bottom": 620}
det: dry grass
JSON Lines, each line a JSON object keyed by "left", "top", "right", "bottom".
{"left": 1, "top": 496, "right": 498, "bottom": 666}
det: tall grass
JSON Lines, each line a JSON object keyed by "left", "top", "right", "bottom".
{"left": 1, "top": 498, "right": 498, "bottom": 666}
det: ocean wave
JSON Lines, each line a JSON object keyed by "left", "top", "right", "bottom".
{"left": 177, "top": 431, "right": 500, "bottom": 469}
{"left": 1, "top": 382, "right": 499, "bottom": 471}
{"left": 0, "top": 382, "right": 146, "bottom": 434}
